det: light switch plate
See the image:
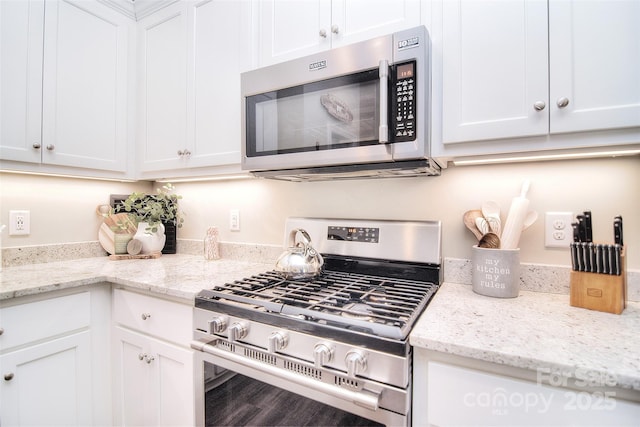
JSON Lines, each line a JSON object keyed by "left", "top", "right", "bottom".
{"left": 229, "top": 209, "right": 240, "bottom": 231}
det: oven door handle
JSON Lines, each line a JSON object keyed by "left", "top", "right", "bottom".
{"left": 191, "top": 340, "right": 381, "bottom": 411}
{"left": 378, "top": 59, "right": 389, "bottom": 144}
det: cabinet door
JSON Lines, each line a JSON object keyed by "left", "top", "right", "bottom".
{"left": 113, "top": 327, "right": 153, "bottom": 426}
{"left": 549, "top": 0, "right": 640, "bottom": 134}
{"left": 441, "top": 0, "right": 549, "bottom": 144}
{"left": 0, "top": 332, "right": 92, "bottom": 426}
{"left": 331, "top": 0, "right": 421, "bottom": 48}
{"left": 148, "top": 336, "right": 195, "bottom": 426}
{"left": 112, "top": 327, "right": 194, "bottom": 427}
{"left": 0, "top": 0, "right": 44, "bottom": 163}
{"left": 424, "top": 361, "right": 640, "bottom": 426}
{"left": 41, "top": 0, "right": 130, "bottom": 171}
{"left": 137, "top": 2, "right": 188, "bottom": 172}
{"left": 255, "top": 0, "right": 331, "bottom": 66}
{"left": 189, "top": 0, "right": 245, "bottom": 168}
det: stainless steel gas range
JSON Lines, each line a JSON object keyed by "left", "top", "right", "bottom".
{"left": 192, "top": 217, "right": 442, "bottom": 426}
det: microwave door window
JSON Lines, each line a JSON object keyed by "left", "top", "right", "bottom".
{"left": 247, "top": 69, "right": 380, "bottom": 157}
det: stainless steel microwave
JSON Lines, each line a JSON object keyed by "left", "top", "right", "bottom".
{"left": 241, "top": 26, "right": 440, "bottom": 181}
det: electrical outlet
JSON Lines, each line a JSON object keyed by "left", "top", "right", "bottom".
{"left": 9, "top": 210, "right": 30, "bottom": 235}
{"left": 229, "top": 209, "right": 240, "bottom": 231}
{"left": 545, "top": 212, "right": 573, "bottom": 248}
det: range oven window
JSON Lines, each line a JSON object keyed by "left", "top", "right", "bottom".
{"left": 245, "top": 69, "right": 380, "bottom": 157}
{"left": 204, "top": 364, "right": 382, "bottom": 427}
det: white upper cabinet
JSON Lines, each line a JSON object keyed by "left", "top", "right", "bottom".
{"left": 548, "top": 0, "right": 640, "bottom": 134}
{"left": 137, "top": 0, "right": 249, "bottom": 179}
{"left": 1, "top": 0, "right": 133, "bottom": 176}
{"left": 0, "top": 0, "right": 44, "bottom": 164}
{"left": 137, "top": 3, "right": 189, "bottom": 173}
{"left": 254, "top": 0, "right": 421, "bottom": 67}
{"left": 440, "top": 0, "right": 549, "bottom": 143}
{"left": 434, "top": 0, "right": 640, "bottom": 158}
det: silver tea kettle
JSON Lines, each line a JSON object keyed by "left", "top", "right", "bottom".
{"left": 275, "top": 228, "right": 324, "bottom": 280}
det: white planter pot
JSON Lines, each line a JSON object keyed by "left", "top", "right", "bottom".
{"left": 134, "top": 222, "right": 166, "bottom": 254}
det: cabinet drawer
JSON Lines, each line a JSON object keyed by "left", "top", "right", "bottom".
{"left": 113, "top": 289, "right": 192, "bottom": 345}
{"left": 0, "top": 292, "right": 90, "bottom": 352}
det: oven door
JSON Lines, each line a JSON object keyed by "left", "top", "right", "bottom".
{"left": 192, "top": 339, "right": 408, "bottom": 427}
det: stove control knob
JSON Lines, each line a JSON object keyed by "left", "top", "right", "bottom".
{"left": 313, "top": 343, "right": 334, "bottom": 368}
{"left": 345, "top": 350, "right": 368, "bottom": 378}
{"left": 208, "top": 316, "right": 228, "bottom": 334}
{"left": 228, "top": 322, "right": 248, "bottom": 342}
{"left": 267, "top": 331, "right": 289, "bottom": 353}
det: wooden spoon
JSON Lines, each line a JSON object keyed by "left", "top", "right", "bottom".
{"left": 463, "top": 210, "right": 484, "bottom": 240}
{"left": 479, "top": 232, "right": 501, "bottom": 249}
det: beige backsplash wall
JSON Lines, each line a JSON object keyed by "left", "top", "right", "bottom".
{"left": 1, "top": 155, "right": 639, "bottom": 269}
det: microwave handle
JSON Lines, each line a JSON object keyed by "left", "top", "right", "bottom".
{"left": 378, "top": 60, "right": 389, "bottom": 143}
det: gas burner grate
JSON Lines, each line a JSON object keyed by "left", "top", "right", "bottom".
{"left": 203, "top": 269, "right": 439, "bottom": 340}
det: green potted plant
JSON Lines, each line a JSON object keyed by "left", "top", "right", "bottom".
{"left": 116, "top": 183, "right": 184, "bottom": 254}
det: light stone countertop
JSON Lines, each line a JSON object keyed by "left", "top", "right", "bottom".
{"left": 3, "top": 253, "right": 639, "bottom": 395}
{"left": 410, "top": 282, "right": 640, "bottom": 393}
{"left": 0, "top": 254, "right": 272, "bottom": 302}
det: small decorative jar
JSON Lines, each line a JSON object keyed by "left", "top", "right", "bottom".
{"left": 204, "top": 226, "right": 220, "bottom": 260}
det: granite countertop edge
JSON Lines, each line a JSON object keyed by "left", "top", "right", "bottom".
{"left": 0, "top": 254, "right": 273, "bottom": 303}
{"left": 2, "top": 255, "right": 639, "bottom": 394}
{"left": 410, "top": 282, "right": 640, "bottom": 393}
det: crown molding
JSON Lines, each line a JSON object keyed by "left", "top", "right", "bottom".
{"left": 97, "top": 0, "right": 178, "bottom": 20}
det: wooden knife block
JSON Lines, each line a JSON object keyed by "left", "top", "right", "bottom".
{"left": 570, "top": 248, "right": 626, "bottom": 314}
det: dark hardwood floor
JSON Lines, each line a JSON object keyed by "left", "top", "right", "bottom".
{"left": 205, "top": 373, "right": 384, "bottom": 427}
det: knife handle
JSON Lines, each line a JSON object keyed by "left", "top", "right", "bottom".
{"left": 614, "top": 216, "right": 623, "bottom": 246}
{"left": 614, "top": 244, "right": 622, "bottom": 276}
{"left": 583, "top": 211, "right": 592, "bottom": 243}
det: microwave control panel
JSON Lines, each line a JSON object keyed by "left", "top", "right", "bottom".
{"left": 391, "top": 61, "right": 416, "bottom": 142}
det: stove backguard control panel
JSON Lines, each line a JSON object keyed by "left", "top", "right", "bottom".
{"left": 328, "top": 226, "right": 379, "bottom": 243}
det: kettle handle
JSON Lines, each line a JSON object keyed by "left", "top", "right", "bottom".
{"left": 289, "top": 228, "right": 312, "bottom": 248}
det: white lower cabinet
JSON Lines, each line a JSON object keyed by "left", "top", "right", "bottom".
{"left": 112, "top": 289, "right": 195, "bottom": 426}
{"left": 0, "top": 289, "right": 111, "bottom": 426}
{"left": 413, "top": 350, "right": 640, "bottom": 426}
{"left": 0, "top": 332, "right": 92, "bottom": 426}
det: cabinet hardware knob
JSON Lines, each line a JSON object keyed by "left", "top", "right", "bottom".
{"left": 556, "top": 97, "right": 570, "bottom": 108}
{"left": 139, "top": 353, "right": 145, "bottom": 361}
{"left": 183, "top": 149, "right": 191, "bottom": 157}
{"left": 4, "top": 373, "right": 14, "bottom": 381}
{"left": 319, "top": 29, "right": 327, "bottom": 38}
{"left": 46, "top": 144, "right": 55, "bottom": 151}
{"left": 141, "top": 313, "right": 151, "bottom": 320}
{"left": 533, "top": 101, "right": 546, "bottom": 111}
{"left": 0, "top": 327, "right": 4, "bottom": 335}
{"left": 145, "top": 355, "right": 155, "bottom": 364}
{"left": 331, "top": 25, "right": 339, "bottom": 34}
{"left": 32, "top": 143, "right": 41, "bottom": 149}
